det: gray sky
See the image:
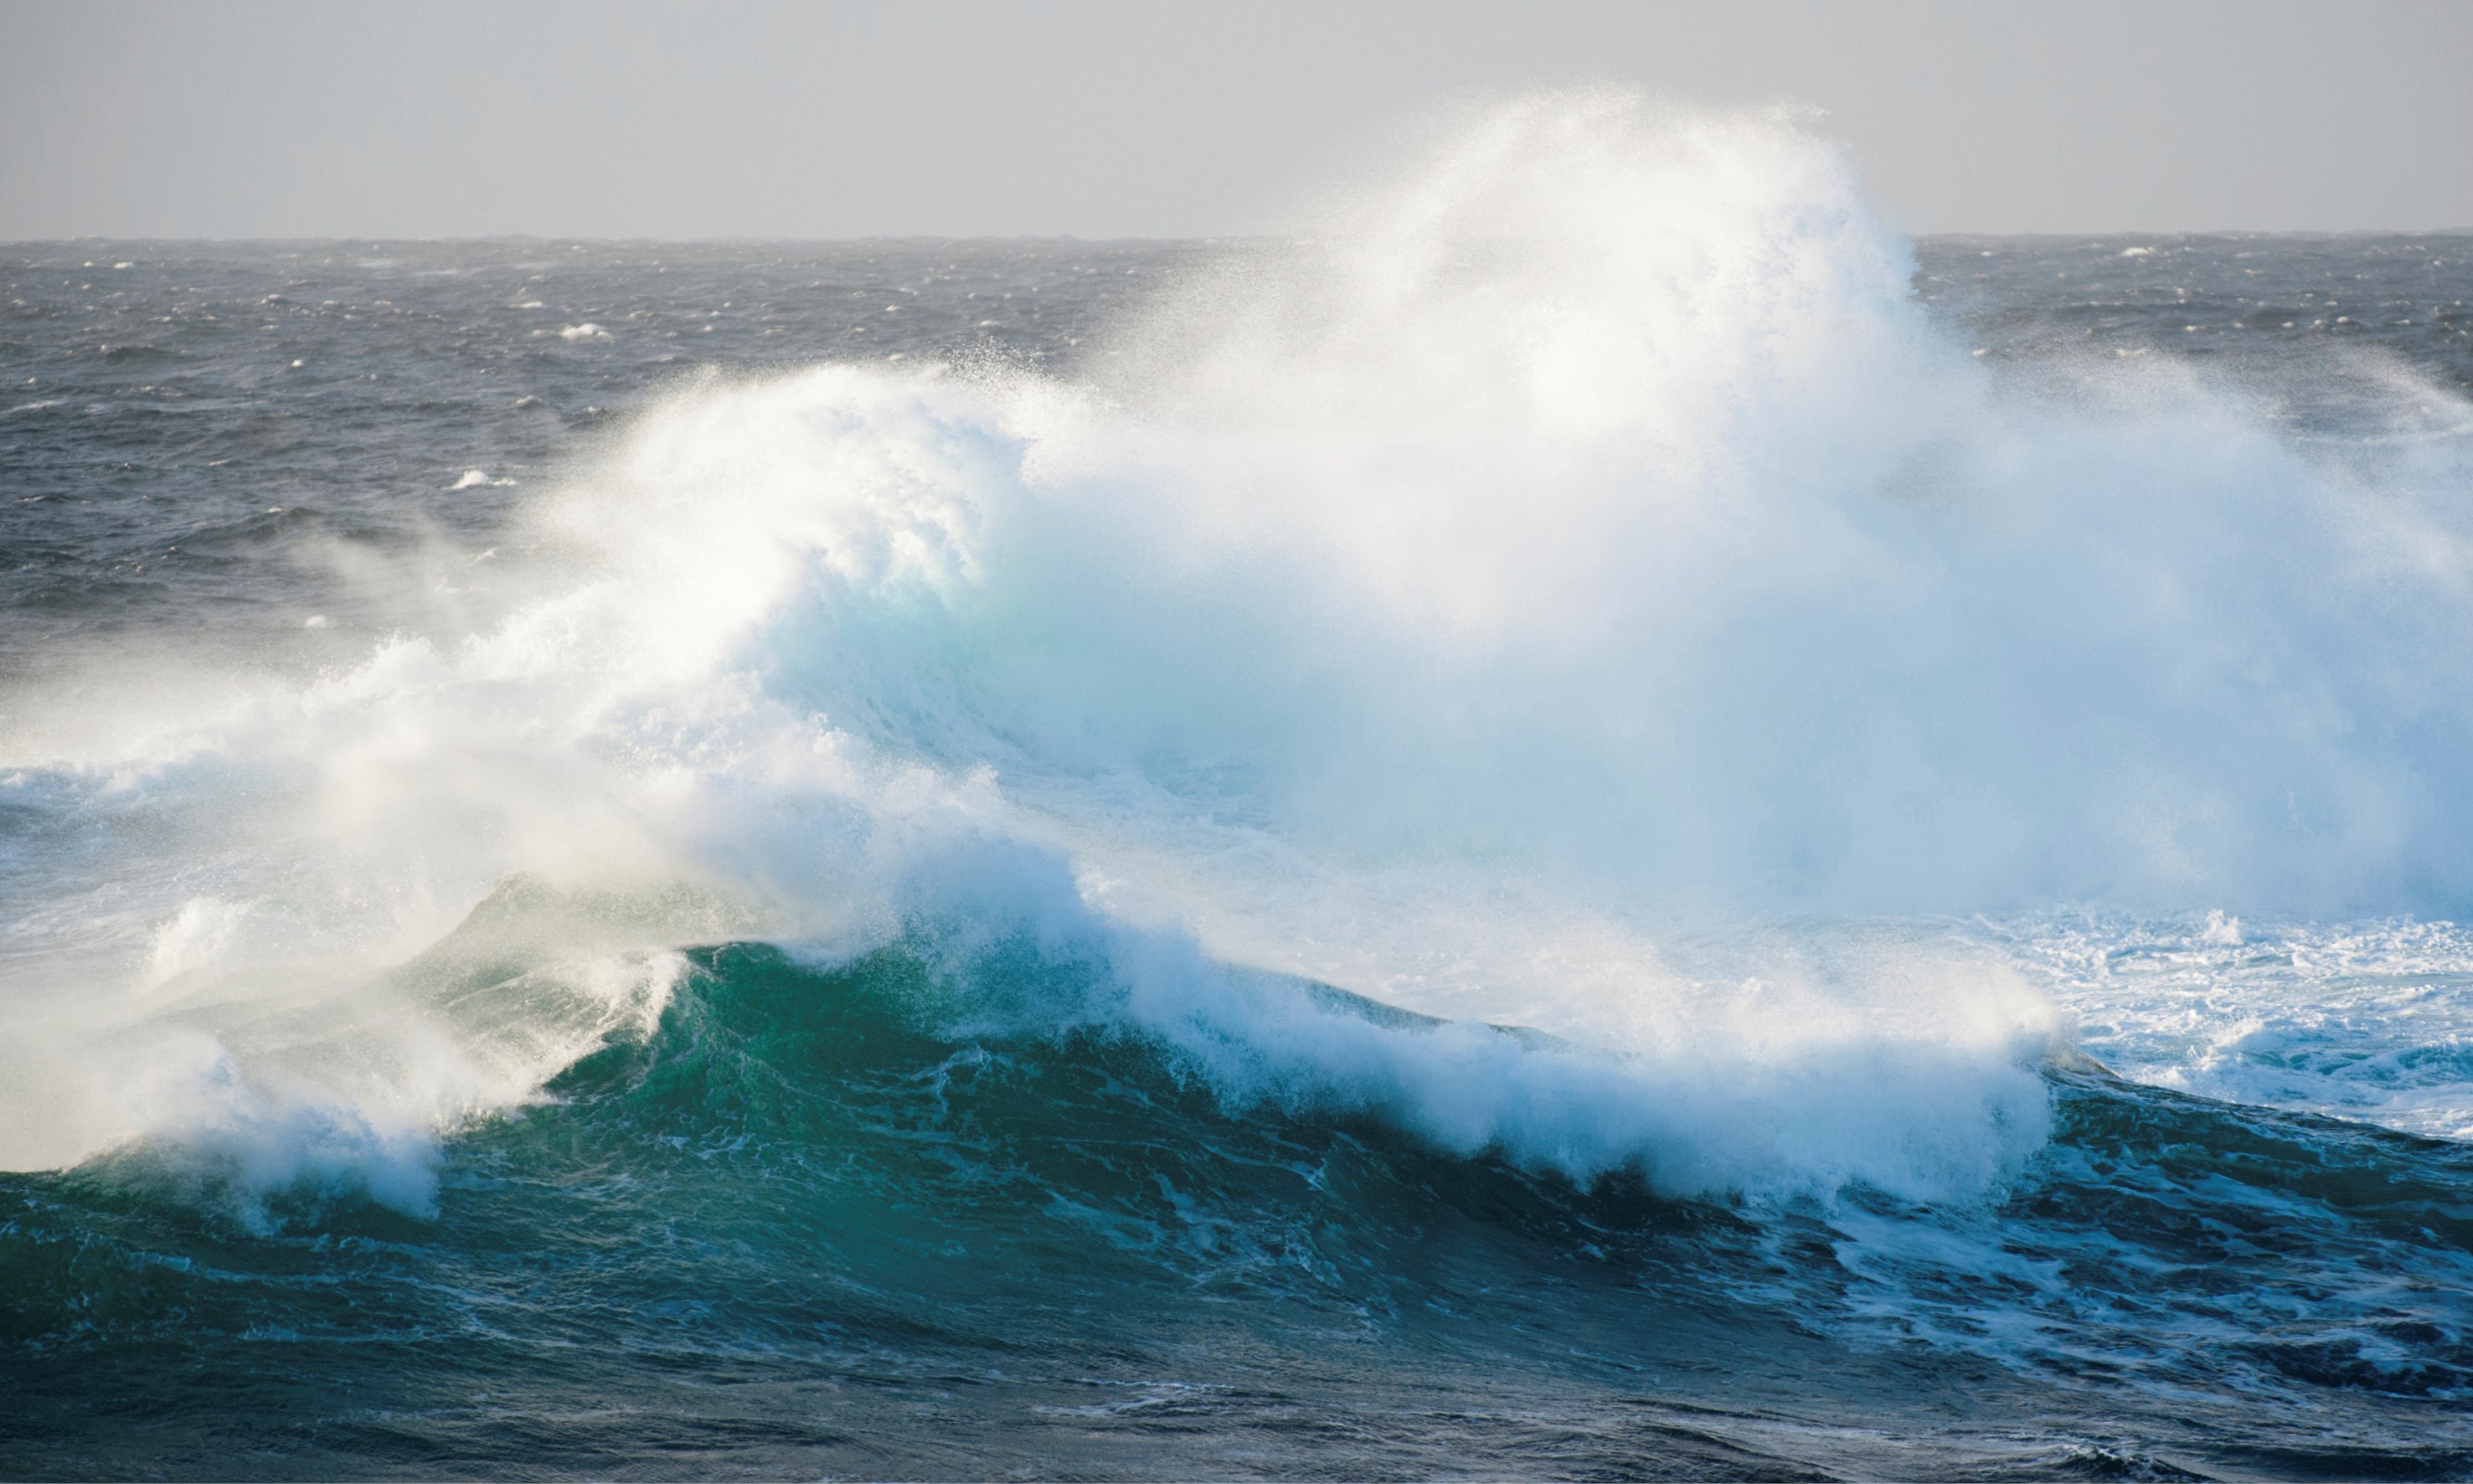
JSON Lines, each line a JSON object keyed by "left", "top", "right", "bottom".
{"left": 3, "top": 0, "right": 2468, "bottom": 240}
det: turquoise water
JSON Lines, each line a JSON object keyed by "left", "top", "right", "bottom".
{"left": 9, "top": 925, "right": 2470, "bottom": 1477}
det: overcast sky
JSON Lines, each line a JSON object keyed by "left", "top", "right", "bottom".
{"left": 3, "top": 0, "right": 2467, "bottom": 240}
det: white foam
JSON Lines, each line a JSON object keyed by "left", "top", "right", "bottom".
{"left": 5, "top": 90, "right": 2469, "bottom": 1209}
{"left": 860, "top": 838, "right": 2058, "bottom": 1201}
{"left": 1984, "top": 911, "right": 2473, "bottom": 1141}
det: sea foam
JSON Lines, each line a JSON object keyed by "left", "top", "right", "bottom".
{"left": 3, "top": 91, "right": 2467, "bottom": 1213}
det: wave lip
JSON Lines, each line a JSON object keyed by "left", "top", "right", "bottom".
{"left": 867, "top": 841, "right": 2063, "bottom": 1204}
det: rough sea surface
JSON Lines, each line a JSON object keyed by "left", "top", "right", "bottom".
{"left": 4, "top": 101, "right": 2473, "bottom": 1479}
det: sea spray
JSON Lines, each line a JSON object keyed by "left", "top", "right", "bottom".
{"left": 1, "top": 91, "right": 2468, "bottom": 1228}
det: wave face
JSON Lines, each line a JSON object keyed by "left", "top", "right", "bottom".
{"left": 9, "top": 940, "right": 2470, "bottom": 1478}
{"left": 4, "top": 93, "right": 2473, "bottom": 1476}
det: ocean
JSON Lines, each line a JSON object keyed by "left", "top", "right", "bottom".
{"left": 3, "top": 100, "right": 2472, "bottom": 1479}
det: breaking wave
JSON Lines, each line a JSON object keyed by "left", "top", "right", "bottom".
{"left": 4, "top": 90, "right": 2471, "bottom": 1234}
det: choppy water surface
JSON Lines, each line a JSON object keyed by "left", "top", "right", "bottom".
{"left": 4, "top": 99, "right": 2473, "bottom": 1479}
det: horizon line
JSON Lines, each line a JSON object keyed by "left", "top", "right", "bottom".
{"left": 7, "top": 227, "right": 2473, "bottom": 250}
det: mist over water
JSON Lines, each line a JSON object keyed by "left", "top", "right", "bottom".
{"left": 5, "top": 93, "right": 2473, "bottom": 1477}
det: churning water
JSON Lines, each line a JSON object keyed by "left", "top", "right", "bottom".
{"left": 5, "top": 95, "right": 2473, "bottom": 1478}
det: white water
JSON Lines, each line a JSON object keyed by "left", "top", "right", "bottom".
{"left": 3, "top": 90, "right": 2470, "bottom": 1213}
{"left": 1986, "top": 911, "right": 2473, "bottom": 1141}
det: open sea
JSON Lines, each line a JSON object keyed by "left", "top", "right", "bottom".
{"left": 4, "top": 100, "right": 2473, "bottom": 1479}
